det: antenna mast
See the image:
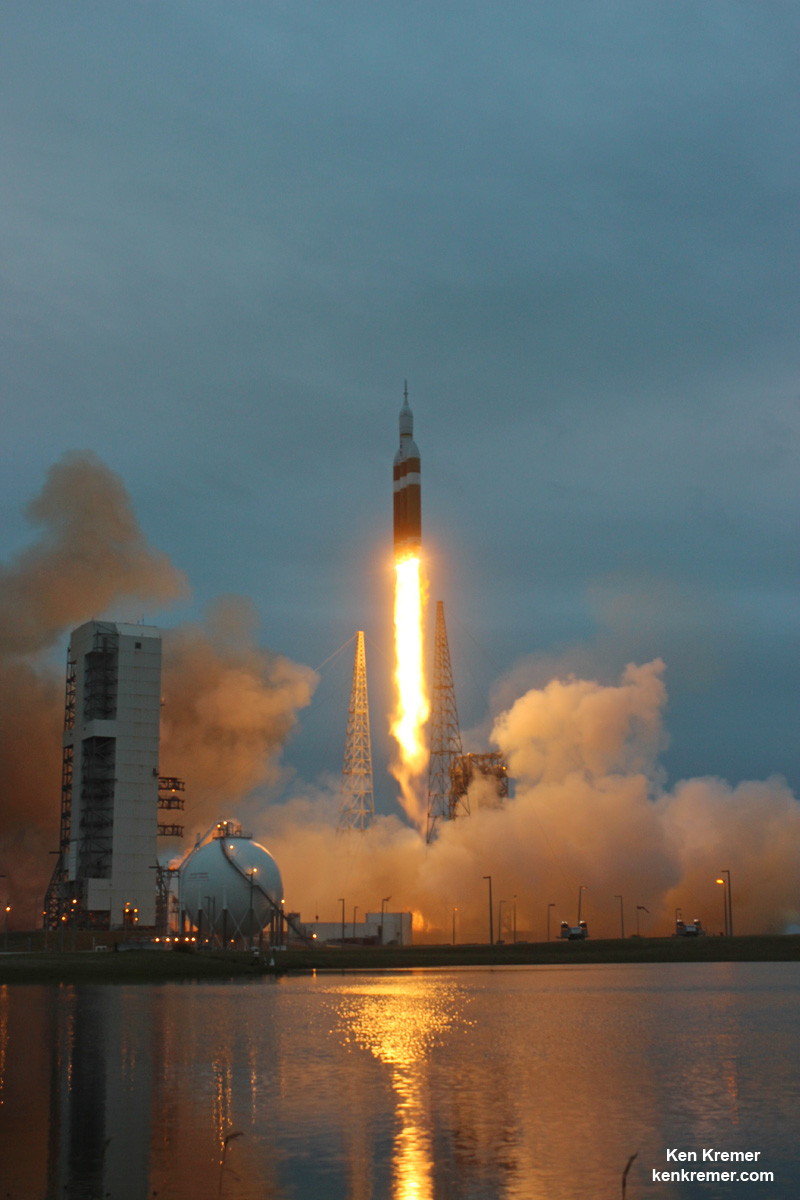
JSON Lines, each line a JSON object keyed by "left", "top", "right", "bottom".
{"left": 338, "top": 631, "right": 375, "bottom": 832}
{"left": 426, "top": 601, "right": 465, "bottom": 842}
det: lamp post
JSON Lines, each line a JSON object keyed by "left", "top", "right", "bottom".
{"left": 614, "top": 895, "right": 625, "bottom": 940}
{"left": 498, "top": 899, "right": 506, "bottom": 943}
{"left": 513, "top": 894, "right": 517, "bottom": 945}
{"left": 338, "top": 898, "right": 345, "bottom": 944}
{"left": 352, "top": 905, "right": 359, "bottom": 938}
{"left": 720, "top": 869, "right": 733, "bottom": 936}
{"left": 547, "top": 902, "right": 555, "bottom": 942}
{"left": 4, "top": 905, "right": 10, "bottom": 952}
{"left": 381, "top": 896, "right": 391, "bottom": 945}
{"left": 577, "top": 884, "right": 587, "bottom": 924}
{"left": 636, "top": 905, "right": 649, "bottom": 937}
{"left": 452, "top": 906, "right": 457, "bottom": 946}
{"left": 715, "top": 878, "right": 728, "bottom": 937}
{"left": 483, "top": 876, "right": 493, "bottom": 946}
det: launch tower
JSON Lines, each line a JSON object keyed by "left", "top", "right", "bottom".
{"left": 338, "top": 631, "right": 375, "bottom": 832}
{"left": 426, "top": 601, "right": 466, "bottom": 842}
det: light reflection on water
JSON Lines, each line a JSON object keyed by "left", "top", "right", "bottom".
{"left": 0, "top": 963, "right": 799, "bottom": 1198}
{"left": 337, "top": 977, "right": 461, "bottom": 1199}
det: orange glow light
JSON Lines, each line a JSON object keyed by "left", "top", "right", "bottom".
{"left": 391, "top": 557, "right": 429, "bottom": 773}
{"left": 390, "top": 556, "right": 429, "bottom": 828}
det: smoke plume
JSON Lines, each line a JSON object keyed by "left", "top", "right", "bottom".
{"left": 3, "top": 452, "right": 798, "bottom": 939}
{"left": 0, "top": 451, "right": 187, "bottom": 659}
{"left": 261, "top": 659, "right": 800, "bottom": 939}
{"left": 160, "top": 596, "right": 316, "bottom": 832}
{"left": 0, "top": 454, "right": 314, "bottom": 926}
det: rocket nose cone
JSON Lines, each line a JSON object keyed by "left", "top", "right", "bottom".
{"left": 399, "top": 396, "right": 413, "bottom": 438}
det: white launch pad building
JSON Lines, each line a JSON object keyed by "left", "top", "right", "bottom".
{"left": 47, "top": 620, "right": 162, "bottom": 928}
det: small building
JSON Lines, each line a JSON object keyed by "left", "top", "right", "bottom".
{"left": 302, "top": 912, "right": 412, "bottom": 946}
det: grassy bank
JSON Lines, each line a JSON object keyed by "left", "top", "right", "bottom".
{"left": 0, "top": 934, "right": 798, "bottom": 984}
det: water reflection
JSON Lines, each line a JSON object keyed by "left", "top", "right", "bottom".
{"left": 339, "top": 978, "right": 457, "bottom": 1199}
{"left": 0, "top": 964, "right": 798, "bottom": 1198}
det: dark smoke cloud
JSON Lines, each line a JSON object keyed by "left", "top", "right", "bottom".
{"left": 0, "top": 451, "right": 188, "bottom": 658}
{"left": 0, "top": 454, "right": 314, "bottom": 926}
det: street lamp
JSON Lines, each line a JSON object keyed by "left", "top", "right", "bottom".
{"left": 614, "top": 895, "right": 625, "bottom": 940}
{"left": 577, "top": 885, "right": 587, "bottom": 924}
{"left": 716, "top": 878, "right": 728, "bottom": 937}
{"left": 381, "top": 895, "right": 391, "bottom": 945}
{"left": 719, "top": 869, "right": 733, "bottom": 936}
{"left": 4, "top": 905, "right": 9, "bottom": 952}
{"left": 636, "top": 905, "right": 649, "bottom": 937}
{"left": 513, "top": 894, "right": 517, "bottom": 945}
{"left": 483, "top": 876, "right": 493, "bottom": 946}
{"left": 498, "top": 899, "right": 506, "bottom": 943}
{"left": 352, "top": 905, "right": 359, "bottom": 938}
{"left": 338, "top": 898, "right": 345, "bottom": 944}
{"left": 452, "top": 906, "right": 457, "bottom": 946}
{"left": 547, "top": 902, "right": 555, "bottom": 942}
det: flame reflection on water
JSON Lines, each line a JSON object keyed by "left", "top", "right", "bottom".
{"left": 337, "top": 977, "right": 460, "bottom": 1199}
{"left": 0, "top": 965, "right": 799, "bottom": 1199}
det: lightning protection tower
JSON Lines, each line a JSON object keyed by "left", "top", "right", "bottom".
{"left": 426, "top": 601, "right": 465, "bottom": 843}
{"left": 337, "top": 631, "right": 375, "bottom": 832}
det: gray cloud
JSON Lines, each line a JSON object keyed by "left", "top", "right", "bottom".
{"left": 1, "top": 1, "right": 798, "bottom": 799}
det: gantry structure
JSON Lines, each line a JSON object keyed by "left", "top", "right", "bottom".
{"left": 425, "top": 601, "right": 466, "bottom": 843}
{"left": 44, "top": 622, "right": 187, "bottom": 932}
{"left": 337, "top": 631, "right": 375, "bottom": 832}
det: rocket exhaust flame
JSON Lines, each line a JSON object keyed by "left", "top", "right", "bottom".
{"left": 391, "top": 388, "right": 429, "bottom": 826}
{"left": 391, "top": 556, "right": 429, "bottom": 782}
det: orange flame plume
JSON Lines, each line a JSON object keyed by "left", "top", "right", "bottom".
{"left": 390, "top": 556, "right": 429, "bottom": 825}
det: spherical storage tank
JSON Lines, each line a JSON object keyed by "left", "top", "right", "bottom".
{"left": 180, "top": 824, "right": 283, "bottom": 932}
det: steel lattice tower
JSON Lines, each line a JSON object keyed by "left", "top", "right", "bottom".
{"left": 426, "top": 601, "right": 465, "bottom": 843}
{"left": 338, "top": 631, "right": 375, "bottom": 832}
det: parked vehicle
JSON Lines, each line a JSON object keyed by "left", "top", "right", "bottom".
{"left": 675, "top": 917, "right": 705, "bottom": 937}
{"left": 560, "top": 920, "right": 588, "bottom": 940}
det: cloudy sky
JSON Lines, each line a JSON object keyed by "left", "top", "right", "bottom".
{"left": 2, "top": 1, "right": 798, "bottom": 810}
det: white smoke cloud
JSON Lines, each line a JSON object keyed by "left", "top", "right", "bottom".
{"left": 4, "top": 453, "right": 797, "bottom": 939}
{"left": 261, "top": 659, "right": 800, "bottom": 939}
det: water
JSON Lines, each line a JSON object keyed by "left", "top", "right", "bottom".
{"left": 1, "top": 962, "right": 798, "bottom": 1198}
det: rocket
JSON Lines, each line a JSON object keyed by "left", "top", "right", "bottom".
{"left": 393, "top": 382, "right": 421, "bottom": 559}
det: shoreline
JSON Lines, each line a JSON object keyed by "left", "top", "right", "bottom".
{"left": 0, "top": 933, "right": 798, "bottom": 984}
